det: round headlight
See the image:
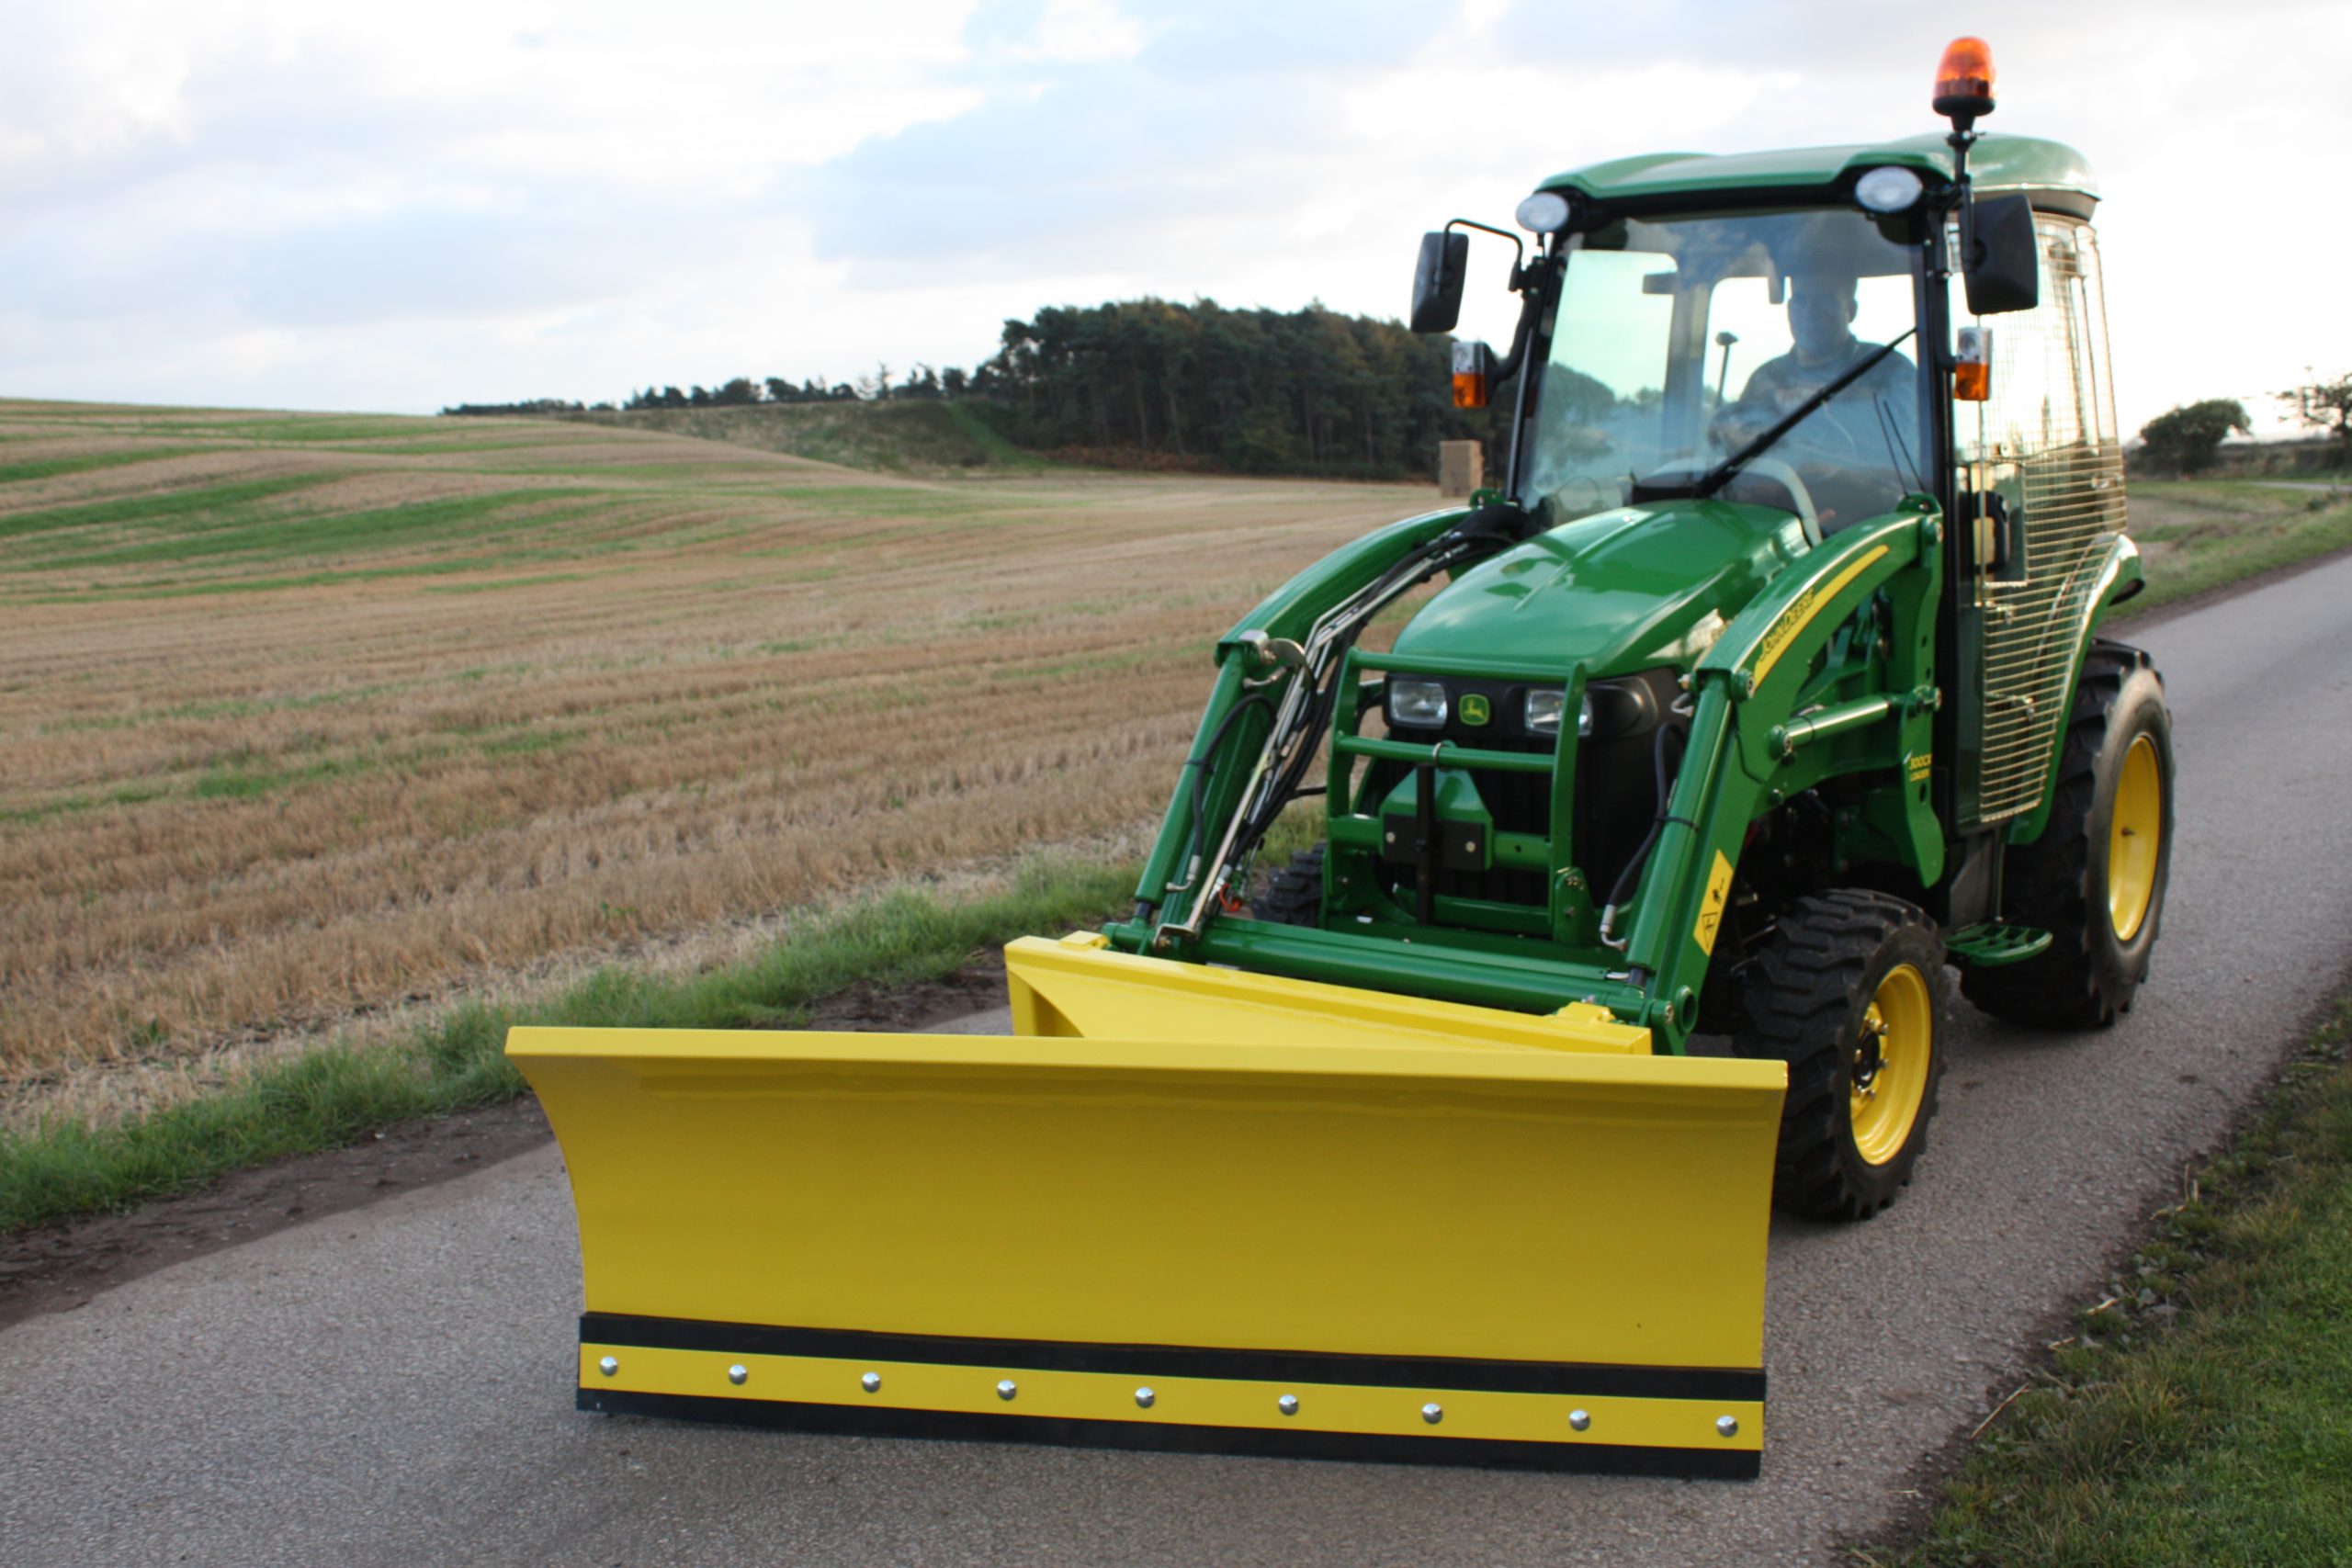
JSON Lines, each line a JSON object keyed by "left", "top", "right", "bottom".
{"left": 1515, "top": 190, "right": 1572, "bottom": 234}
{"left": 1855, "top": 165, "right": 1925, "bottom": 215}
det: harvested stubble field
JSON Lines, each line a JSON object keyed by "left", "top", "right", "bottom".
{"left": 0, "top": 399, "right": 1430, "bottom": 1119}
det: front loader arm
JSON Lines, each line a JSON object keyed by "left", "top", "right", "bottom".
{"left": 1221, "top": 507, "right": 1483, "bottom": 649}
{"left": 1623, "top": 503, "right": 1946, "bottom": 1043}
{"left": 1126, "top": 505, "right": 1494, "bottom": 941}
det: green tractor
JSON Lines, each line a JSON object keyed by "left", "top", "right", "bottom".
{"left": 1106, "top": 37, "right": 2171, "bottom": 1223}
{"left": 513, "top": 39, "right": 2172, "bottom": 1476}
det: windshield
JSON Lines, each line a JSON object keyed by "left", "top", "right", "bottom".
{"left": 1520, "top": 207, "right": 1927, "bottom": 535}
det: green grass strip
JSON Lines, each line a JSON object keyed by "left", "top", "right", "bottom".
{"left": 0, "top": 446, "right": 205, "bottom": 485}
{"left": 0, "top": 852, "right": 1142, "bottom": 1234}
{"left": 2115, "top": 486, "right": 2352, "bottom": 620}
{"left": 1879, "top": 998, "right": 2352, "bottom": 1565}
{"left": 25, "top": 490, "right": 605, "bottom": 570}
{"left": 0, "top": 473, "right": 337, "bottom": 542}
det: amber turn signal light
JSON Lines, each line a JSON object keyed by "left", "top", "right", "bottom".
{"left": 1953, "top": 325, "right": 1992, "bottom": 403}
{"left": 1452, "top": 341, "right": 1493, "bottom": 410}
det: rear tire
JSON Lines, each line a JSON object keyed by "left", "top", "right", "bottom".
{"left": 1250, "top": 845, "right": 1326, "bottom": 928}
{"left": 1735, "top": 890, "right": 1949, "bottom": 1222}
{"left": 1962, "top": 643, "right": 2173, "bottom": 1029}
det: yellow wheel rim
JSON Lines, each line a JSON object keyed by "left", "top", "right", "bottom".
{"left": 2109, "top": 734, "right": 2162, "bottom": 942}
{"left": 1850, "top": 964, "right": 1932, "bottom": 1167}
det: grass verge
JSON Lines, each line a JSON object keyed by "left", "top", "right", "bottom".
{"left": 1874, "top": 997, "right": 2352, "bottom": 1565}
{"left": 0, "top": 852, "right": 1138, "bottom": 1235}
{"left": 2117, "top": 479, "right": 2352, "bottom": 618}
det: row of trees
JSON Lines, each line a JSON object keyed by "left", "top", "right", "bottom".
{"left": 438, "top": 397, "right": 608, "bottom": 417}
{"left": 453, "top": 341, "right": 2347, "bottom": 485}
{"left": 968, "top": 299, "right": 1498, "bottom": 475}
{"left": 445, "top": 299, "right": 1503, "bottom": 479}
{"left": 624, "top": 365, "right": 978, "bottom": 410}
{"left": 2280, "top": 369, "right": 2352, "bottom": 448}
{"left": 448, "top": 364, "right": 991, "bottom": 418}
{"left": 2136, "top": 372, "right": 2352, "bottom": 475}
{"left": 628, "top": 378, "right": 850, "bottom": 409}
{"left": 606, "top": 300, "right": 1503, "bottom": 477}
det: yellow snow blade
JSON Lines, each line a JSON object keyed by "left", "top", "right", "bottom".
{"left": 510, "top": 934, "right": 1787, "bottom": 1477}
{"left": 1003, "top": 931, "right": 1657, "bottom": 1053}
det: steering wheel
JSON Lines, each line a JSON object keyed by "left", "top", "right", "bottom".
{"left": 1715, "top": 379, "right": 1892, "bottom": 461}
{"left": 1734, "top": 457, "right": 1822, "bottom": 541}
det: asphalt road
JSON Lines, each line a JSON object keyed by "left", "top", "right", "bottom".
{"left": 8, "top": 556, "right": 2352, "bottom": 1566}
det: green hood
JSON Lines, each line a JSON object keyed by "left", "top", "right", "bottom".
{"left": 1389, "top": 500, "right": 1810, "bottom": 678}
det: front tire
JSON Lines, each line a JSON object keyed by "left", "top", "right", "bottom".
{"left": 1963, "top": 643, "right": 2174, "bottom": 1029}
{"left": 1736, "top": 890, "right": 1949, "bottom": 1222}
{"left": 1250, "top": 845, "right": 1325, "bottom": 927}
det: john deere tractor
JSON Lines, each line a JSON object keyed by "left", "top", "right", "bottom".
{"left": 513, "top": 39, "right": 2170, "bottom": 1476}
{"left": 1204, "top": 71, "right": 2168, "bottom": 1224}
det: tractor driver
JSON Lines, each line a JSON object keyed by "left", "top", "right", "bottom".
{"left": 1713, "top": 266, "right": 1918, "bottom": 527}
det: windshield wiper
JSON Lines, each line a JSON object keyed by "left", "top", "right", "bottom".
{"left": 1690, "top": 327, "right": 1918, "bottom": 500}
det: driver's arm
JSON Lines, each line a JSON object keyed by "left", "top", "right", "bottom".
{"left": 1713, "top": 359, "right": 1786, "bottom": 447}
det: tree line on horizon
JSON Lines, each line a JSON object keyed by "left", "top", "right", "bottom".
{"left": 2136, "top": 371, "right": 2352, "bottom": 476}
{"left": 441, "top": 298, "right": 1505, "bottom": 478}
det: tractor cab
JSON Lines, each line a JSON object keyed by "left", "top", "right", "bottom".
{"left": 1345, "top": 95, "right": 2135, "bottom": 982}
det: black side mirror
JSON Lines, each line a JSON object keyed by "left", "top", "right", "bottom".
{"left": 1410, "top": 231, "right": 1470, "bottom": 333}
{"left": 1963, "top": 193, "right": 2040, "bottom": 315}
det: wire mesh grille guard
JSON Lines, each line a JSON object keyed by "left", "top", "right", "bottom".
{"left": 1957, "top": 219, "right": 2126, "bottom": 823}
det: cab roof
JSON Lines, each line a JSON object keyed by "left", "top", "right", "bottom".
{"left": 1537, "top": 132, "right": 2097, "bottom": 210}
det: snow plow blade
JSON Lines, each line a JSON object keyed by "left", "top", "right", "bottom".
{"left": 509, "top": 934, "right": 1787, "bottom": 1476}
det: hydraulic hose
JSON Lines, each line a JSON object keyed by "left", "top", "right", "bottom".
{"left": 1171, "top": 694, "right": 1274, "bottom": 895}
{"left": 1600, "top": 718, "right": 1689, "bottom": 948}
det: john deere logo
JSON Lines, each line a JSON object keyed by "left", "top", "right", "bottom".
{"left": 1459, "top": 693, "right": 1492, "bottom": 727}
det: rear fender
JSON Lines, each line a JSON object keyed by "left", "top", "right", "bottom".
{"left": 2002, "top": 534, "right": 2145, "bottom": 848}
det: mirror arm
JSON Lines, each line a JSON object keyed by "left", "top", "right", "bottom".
{"left": 1443, "top": 218, "right": 1525, "bottom": 279}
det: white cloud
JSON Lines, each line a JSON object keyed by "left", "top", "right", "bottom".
{"left": 1018, "top": 0, "right": 1148, "bottom": 62}
{"left": 0, "top": 0, "right": 2343, "bottom": 434}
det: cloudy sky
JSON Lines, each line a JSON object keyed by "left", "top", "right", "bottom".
{"left": 3, "top": 0, "right": 2342, "bottom": 435}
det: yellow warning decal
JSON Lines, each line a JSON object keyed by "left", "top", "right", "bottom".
{"left": 1750, "top": 545, "right": 1890, "bottom": 686}
{"left": 1693, "top": 851, "right": 1734, "bottom": 956}
{"left": 1906, "top": 752, "right": 1933, "bottom": 784}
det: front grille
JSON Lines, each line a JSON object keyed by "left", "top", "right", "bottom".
{"left": 1368, "top": 669, "right": 1679, "bottom": 912}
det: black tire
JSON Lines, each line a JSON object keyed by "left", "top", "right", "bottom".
{"left": 1962, "top": 642, "right": 2174, "bottom": 1030}
{"left": 1250, "top": 845, "right": 1326, "bottom": 927}
{"left": 1735, "top": 890, "right": 1950, "bottom": 1222}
